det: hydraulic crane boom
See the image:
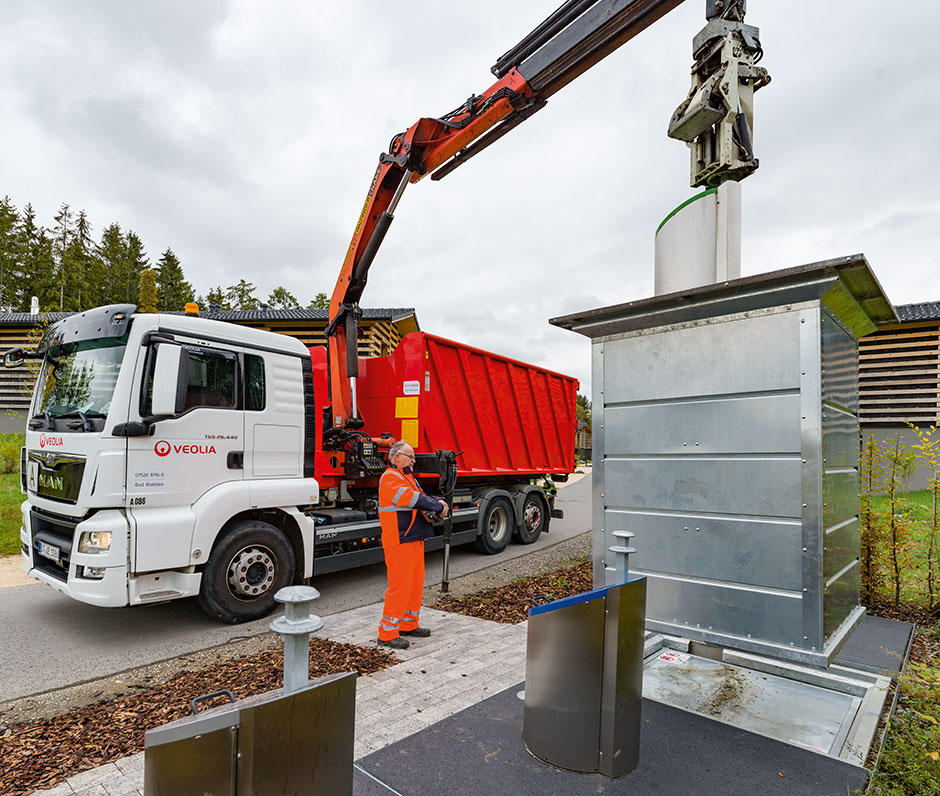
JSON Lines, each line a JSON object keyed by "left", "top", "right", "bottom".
{"left": 327, "top": 0, "right": 688, "bottom": 429}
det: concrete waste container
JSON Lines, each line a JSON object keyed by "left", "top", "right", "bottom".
{"left": 523, "top": 576, "right": 646, "bottom": 777}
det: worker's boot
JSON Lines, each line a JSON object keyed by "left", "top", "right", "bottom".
{"left": 378, "top": 636, "right": 410, "bottom": 649}
{"left": 400, "top": 627, "right": 431, "bottom": 637}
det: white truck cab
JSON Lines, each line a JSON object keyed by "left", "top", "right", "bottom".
{"left": 17, "top": 304, "right": 320, "bottom": 622}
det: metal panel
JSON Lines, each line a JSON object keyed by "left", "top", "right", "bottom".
{"left": 144, "top": 674, "right": 356, "bottom": 796}
{"left": 821, "top": 309, "right": 860, "bottom": 413}
{"left": 799, "top": 307, "right": 825, "bottom": 652}
{"left": 822, "top": 407, "right": 860, "bottom": 469}
{"left": 145, "top": 710, "right": 239, "bottom": 796}
{"left": 604, "top": 457, "right": 802, "bottom": 518}
{"left": 237, "top": 672, "right": 356, "bottom": 795}
{"left": 593, "top": 341, "right": 609, "bottom": 584}
{"left": 601, "top": 310, "right": 801, "bottom": 404}
{"left": 524, "top": 591, "right": 605, "bottom": 772}
{"left": 604, "top": 393, "right": 801, "bottom": 455}
{"left": 638, "top": 571, "right": 803, "bottom": 646}
{"left": 825, "top": 519, "right": 861, "bottom": 581}
{"left": 820, "top": 309, "right": 861, "bottom": 645}
{"left": 609, "top": 509, "right": 802, "bottom": 590}
{"left": 824, "top": 559, "right": 861, "bottom": 641}
{"left": 823, "top": 471, "right": 860, "bottom": 532}
{"left": 599, "top": 578, "right": 646, "bottom": 778}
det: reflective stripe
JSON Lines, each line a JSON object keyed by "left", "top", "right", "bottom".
{"left": 404, "top": 612, "right": 418, "bottom": 620}
{"left": 394, "top": 486, "right": 410, "bottom": 503}
{"left": 379, "top": 622, "right": 398, "bottom": 632}
{"left": 379, "top": 505, "right": 411, "bottom": 513}
{"left": 406, "top": 493, "right": 419, "bottom": 508}
{"left": 383, "top": 615, "right": 401, "bottom": 625}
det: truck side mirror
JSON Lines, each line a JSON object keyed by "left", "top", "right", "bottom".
{"left": 3, "top": 348, "right": 24, "bottom": 368}
{"left": 151, "top": 345, "right": 188, "bottom": 416}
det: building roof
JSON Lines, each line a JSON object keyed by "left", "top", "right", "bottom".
{"left": 895, "top": 302, "right": 940, "bottom": 322}
{"left": 0, "top": 307, "right": 417, "bottom": 325}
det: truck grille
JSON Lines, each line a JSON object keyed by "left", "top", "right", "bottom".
{"left": 30, "top": 508, "right": 77, "bottom": 582}
{"left": 27, "top": 451, "right": 86, "bottom": 504}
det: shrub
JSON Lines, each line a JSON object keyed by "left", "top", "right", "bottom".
{"left": 0, "top": 434, "right": 24, "bottom": 475}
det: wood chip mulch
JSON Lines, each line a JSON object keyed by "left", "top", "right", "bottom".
{"left": 0, "top": 638, "right": 396, "bottom": 796}
{"left": 434, "top": 559, "right": 592, "bottom": 624}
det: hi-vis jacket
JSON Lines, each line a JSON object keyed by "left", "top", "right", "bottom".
{"left": 378, "top": 466, "right": 441, "bottom": 546}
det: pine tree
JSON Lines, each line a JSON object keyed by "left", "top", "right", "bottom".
{"left": 122, "top": 231, "right": 149, "bottom": 305}
{"left": 155, "top": 248, "right": 194, "bottom": 311}
{"left": 307, "top": 292, "right": 329, "bottom": 309}
{"left": 52, "top": 203, "right": 75, "bottom": 310}
{"left": 17, "top": 204, "right": 57, "bottom": 312}
{"left": 96, "top": 223, "right": 126, "bottom": 306}
{"left": 225, "top": 279, "right": 261, "bottom": 310}
{"left": 138, "top": 269, "right": 158, "bottom": 312}
{"left": 205, "top": 286, "right": 231, "bottom": 310}
{"left": 67, "top": 210, "right": 94, "bottom": 310}
{"left": 267, "top": 286, "right": 300, "bottom": 309}
{"left": 0, "top": 197, "right": 20, "bottom": 310}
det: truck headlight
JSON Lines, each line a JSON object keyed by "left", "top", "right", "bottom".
{"left": 78, "top": 531, "right": 113, "bottom": 553}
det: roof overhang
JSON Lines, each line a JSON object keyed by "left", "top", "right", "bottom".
{"left": 550, "top": 255, "right": 897, "bottom": 340}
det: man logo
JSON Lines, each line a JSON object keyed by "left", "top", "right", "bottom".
{"left": 154, "top": 440, "right": 172, "bottom": 457}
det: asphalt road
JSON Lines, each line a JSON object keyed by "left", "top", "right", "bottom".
{"left": 0, "top": 475, "right": 591, "bottom": 703}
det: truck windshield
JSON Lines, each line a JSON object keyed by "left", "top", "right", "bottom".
{"left": 33, "top": 336, "right": 127, "bottom": 421}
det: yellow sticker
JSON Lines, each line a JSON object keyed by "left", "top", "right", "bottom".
{"left": 401, "top": 419, "right": 419, "bottom": 447}
{"left": 395, "top": 396, "right": 419, "bottom": 418}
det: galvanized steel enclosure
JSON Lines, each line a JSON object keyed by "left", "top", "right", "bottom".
{"left": 552, "top": 257, "right": 895, "bottom": 666}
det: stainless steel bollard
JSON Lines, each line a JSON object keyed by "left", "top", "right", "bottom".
{"left": 609, "top": 530, "right": 636, "bottom": 584}
{"left": 270, "top": 585, "right": 325, "bottom": 693}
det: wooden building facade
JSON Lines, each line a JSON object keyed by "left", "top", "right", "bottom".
{"left": 858, "top": 301, "right": 940, "bottom": 490}
{"left": 858, "top": 302, "right": 940, "bottom": 427}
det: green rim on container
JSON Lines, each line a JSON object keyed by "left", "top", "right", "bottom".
{"left": 655, "top": 188, "right": 718, "bottom": 237}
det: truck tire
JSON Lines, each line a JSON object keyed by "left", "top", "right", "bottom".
{"left": 514, "top": 491, "right": 548, "bottom": 544}
{"left": 474, "top": 497, "right": 513, "bottom": 555}
{"left": 197, "top": 520, "right": 295, "bottom": 623}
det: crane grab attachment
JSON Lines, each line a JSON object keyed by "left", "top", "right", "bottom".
{"left": 326, "top": 0, "right": 686, "bottom": 429}
{"left": 667, "top": 0, "right": 771, "bottom": 187}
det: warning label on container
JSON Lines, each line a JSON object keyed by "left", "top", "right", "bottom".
{"left": 402, "top": 380, "right": 420, "bottom": 396}
{"left": 657, "top": 651, "right": 689, "bottom": 664}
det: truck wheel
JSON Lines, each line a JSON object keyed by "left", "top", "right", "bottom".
{"left": 197, "top": 521, "right": 295, "bottom": 623}
{"left": 514, "top": 492, "right": 548, "bottom": 544}
{"left": 475, "top": 497, "right": 512, "bottom": 555}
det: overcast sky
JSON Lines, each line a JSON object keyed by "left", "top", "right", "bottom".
{"left": 1, "top": 1, "right": 938, "bottom": 393}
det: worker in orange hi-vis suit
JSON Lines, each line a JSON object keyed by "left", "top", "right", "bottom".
{"left": 377, "top": 440, "right": 449, "bottom": 650}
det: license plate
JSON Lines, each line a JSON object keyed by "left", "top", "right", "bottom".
{"left": 38, "top": 541, "right": 60, "bottom": 563}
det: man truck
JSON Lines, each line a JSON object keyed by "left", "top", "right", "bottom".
{"left": 9, "top": 304, "right": 576, "bottom": 622}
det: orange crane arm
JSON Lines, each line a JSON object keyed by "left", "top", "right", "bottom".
{"left": 326, "top": 0, "right": 686, "bottom": 429}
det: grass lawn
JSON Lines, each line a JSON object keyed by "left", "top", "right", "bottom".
{"left": 0, "top": 472, "right": 23, "bottom": 556}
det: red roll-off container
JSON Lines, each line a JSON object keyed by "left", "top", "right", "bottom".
{"left": 312, "top": 332, "right": 578, "bottom": 480}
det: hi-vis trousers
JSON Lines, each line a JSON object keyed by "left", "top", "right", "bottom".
{"left": 378, "top": 540, "right": 425, "bottom": 641}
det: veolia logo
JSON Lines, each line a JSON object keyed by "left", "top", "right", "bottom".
{"left": 154, "top": 440, "right": 217, "bottom": 457}
{"left": 154, "top": 440, "right": 172, "bottom": 457}
{"left": 39, "top": 433, "right": 64, "bottom": 449}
